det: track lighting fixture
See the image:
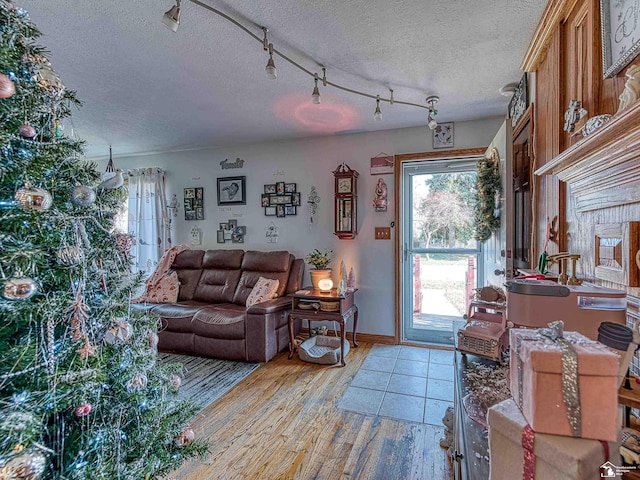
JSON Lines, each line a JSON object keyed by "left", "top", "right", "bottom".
{"left": 374, "top": 95, "right": 382, "bottom": 121}
{"left": 265, "top": 43, "right": 277, "bottom": 80}
{"left": 426, "top": 95, "right": 439, "bottom": 130}
{"left": 162, "top": 0, "right": 181, "bottom": 32}
{"left": 311, "top": 74, "right": 321, "bottom": 104}
{"left": 162, "top": 1, "right": 445, "bottom": 129}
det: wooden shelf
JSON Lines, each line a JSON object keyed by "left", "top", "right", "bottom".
{"left": 534, "top": 101, "right": 640, "bottom": 212}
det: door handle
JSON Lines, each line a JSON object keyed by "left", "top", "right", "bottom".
{"left": 494, "top": 268, "right": 505, "bottom": 276}
{"left": 404, "top": 243, "right": 408, "bottom": 262}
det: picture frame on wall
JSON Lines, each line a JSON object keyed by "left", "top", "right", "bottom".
{"left": 276, "top": 205, "right": 285, "bottom": 217}
{"left": 285, "top": 206, "right": 296, "bottom": 215}
{"left": 292, "top": 192, "right": 301, "bottom": 206}
{"left": 184, "top": 187, "right": 204, "bottom": 221}
{"left": 433, "top": 122, "right": 454, "bottom": 149}
{"left": 216, "top": 230, "right": 225, "bottom": 243}
{"left": 601, "top": 0, "right": 640, "bottom": 78}
{"left": 265, "top": 206, "right": 276, "bottom": 216}
{"left": 264, "top": 184, "right": 276, "bottom": 194}
{"left": 285, "top": 183, "right": 297, "bottom": 193}
{"left": 217, "top": 176, "right": 246, "bottom": 205}
{"left": 276, "top": 181, "right": 286, "bottom": 195}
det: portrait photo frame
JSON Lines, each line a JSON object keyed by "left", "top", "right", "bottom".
{"left": 217, "top": 176, "right": 246, "bottom": 206}
{"left": 184, "top": 187, "right": 203, "bottom": 221}
{"left": 601, "top": 0, "right": 640, "bottom": 78}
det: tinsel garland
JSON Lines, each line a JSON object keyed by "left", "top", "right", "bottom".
{"left": 474, "top": 147, "right": 502, "bottom": 242}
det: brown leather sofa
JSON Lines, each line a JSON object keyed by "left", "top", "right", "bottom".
{"left": 131, "top": 249, "right": 304, "bottom": 362}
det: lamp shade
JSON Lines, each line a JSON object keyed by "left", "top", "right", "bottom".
{"left": 318, "top": 278, "right": 333, "bottom": 292}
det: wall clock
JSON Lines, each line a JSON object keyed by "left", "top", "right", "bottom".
{"left": 333, "top": 163, "right": 358, "bottom": 239}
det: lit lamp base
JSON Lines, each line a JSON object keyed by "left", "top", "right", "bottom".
{"left": 318, "top": 278, "right": 333, "bottom": 293}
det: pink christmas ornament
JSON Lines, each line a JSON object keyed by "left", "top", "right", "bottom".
{"left": 74, "top": 402, "right": 92, "bottom": 417}
{"left": 174, "top": 426, "right": 195, "bottom": 448}
{"left": 147, "top": 331, "right": 159, "bottom": 349}
{"left": 0, "top": 72, "right": 16, "bottom": 98}
{"left": 18, "top": 122, "right": 36, "bottom": 138}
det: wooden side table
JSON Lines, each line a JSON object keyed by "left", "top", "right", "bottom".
{"left": 287, "top": 288, "right": 358, "bottom": 367}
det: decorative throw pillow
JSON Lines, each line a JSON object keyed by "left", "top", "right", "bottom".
{"left": 246, "top": 277, "right": 279, "bottom": 307}
{"left": 146, "top": 271, "right": 180, "bottom": 303}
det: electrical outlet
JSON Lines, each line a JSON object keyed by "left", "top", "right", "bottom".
{"left": 375, "top": 227, "right": 391, "bottom": 240}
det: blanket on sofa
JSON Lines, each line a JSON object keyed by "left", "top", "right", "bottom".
{"left": 132, "top": 244, "right": 190, "bottom": 304}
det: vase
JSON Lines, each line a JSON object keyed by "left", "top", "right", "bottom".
{"left": 309, "top": 269, "right": 332, "bottom": 290}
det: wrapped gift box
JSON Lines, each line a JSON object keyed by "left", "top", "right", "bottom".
{"left": 509, "top": 325, "right": 620, "bottom": 441}
{"left": 488, "top": 398, "right": 619, "bottom": 480}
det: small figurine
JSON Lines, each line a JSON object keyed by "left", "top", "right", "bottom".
{"left": 319, "top": 326, "right": 328, "bottom": 336}
{"left": 563, "top": 100, "right": 587, "bottom": 133}
{"left": 373, "top": 177, "right": 388, "bottom": 212}
{"left": 347, "top": 267, "right": 356, "bottom": 291}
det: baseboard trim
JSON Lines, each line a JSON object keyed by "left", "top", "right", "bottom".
{"left": 299, "top": 328, "right": 395, "bottom": 345}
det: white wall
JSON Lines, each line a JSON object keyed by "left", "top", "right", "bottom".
{"left": 101, "top": 119, "right": 502, "bottom": 337}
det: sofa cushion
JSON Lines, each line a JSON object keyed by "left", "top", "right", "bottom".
{"left": 191, "top": 304, "right": 246, "bottom": 339}
{"left": 152, "top": 302, "right": 210, "bottom": 319}
{"left": 193, "top": 269, "right": 242, "bottom": 303}
{"left": 232, "top": 251, "right": 293, "bottom": 305}
{"left": 202, "top": 249, "right": 244, "bottom": 269}
{"left": 241, "top": 251, "right": 291, "bottom": 273}
{"left": 246, "top": 277, "right": 279, "bottom": 307}
{"left": 172, "top": 250, "right": 205, "bottom": 300}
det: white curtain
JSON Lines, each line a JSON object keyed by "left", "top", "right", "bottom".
{"left": 127, "top": 168, "right": 172, "bottom": 276}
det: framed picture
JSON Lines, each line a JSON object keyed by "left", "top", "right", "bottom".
{"left": 264, "top": 184, "right": 276, "bottom": 194}
{"left": 601, "top": 0, "right": 640, "bottom": 78}
{"left": 292, "top": 192, "right": 301, "bottom": 206}
{"left": 228, "top": 219, "right": 237, "bottom": 230}
{"left": 276, "top": 181, "right": 286, "bottom": 195}
{"left": 231, "top": 232, "right": 244, "bottom": 243}
{"left": 265, "top": 206, "right": 276, "bottom": 216}
{"left": 184, "top": 188, "right": 195, "bottom": 198}
{"left": 285, "top": 183, "right": 297, "bottom": 193}
{"left": 276, "top": 205, "right": 285, "bottom": 217}
{"left": 285, "top": 206, "right": 297, "bottom": 215}
{"left": 235, "top": 226, "right": 246, "bottom": 235}
{"left": 184, "top": 198, "right": 193, "bottom": 210}
{"left": 184, "top": 187, "right": 203, "bottom": 221}
{"left": 195, "top": 207, "right": 204, "bottom": 220}
{"left": 217, "top": 176, "right": 246, "bottom": 205}
{"left": 216, "top": 230, "right": 225, "bottom": 243}
{"left": 433, "top": 122, "right": 454, "bottom": 149}
{"left": 261, "top": 194, "right": 270, "bottom": 207}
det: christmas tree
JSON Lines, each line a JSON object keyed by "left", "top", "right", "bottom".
{"left": 0, "top": 3, "right": 206, "bottom": 478}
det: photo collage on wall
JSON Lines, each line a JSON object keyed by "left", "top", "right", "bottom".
{"left": 261, "top": 182, "right": 300, "bottom": 217}
{"left": 184, "top": 187, "right": 204, "bottom": 220}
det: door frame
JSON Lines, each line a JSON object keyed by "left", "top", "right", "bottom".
{"left": 394, "top": 147, "right": 488, "bottom": 345}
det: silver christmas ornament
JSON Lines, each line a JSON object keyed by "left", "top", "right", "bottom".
{"left": 169, "top": 374, "right": 182, "bottom": 389}
{"left": 56, "top": 245, "right": 84, "bottom": 266}
{"left": 71, "top": 185, "right": 96, "bottom": 206}
{"left": 3, "top": 272, "right": 37, "bottom": 300}
{"left": 15, "top": 183, "right": 53, "bottom": 211}
{"left": 18, "top": 122, "right": 36, "bottom": 139}
{"left": 0, "top": 448, "right": 46, "bottom": 479}
{"left": 147, "top": 331, "right": 159, "bottom": 349}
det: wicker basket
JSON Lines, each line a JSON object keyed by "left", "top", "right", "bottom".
{"left": 319, "top": 300, "right": 339, "bottom": 312}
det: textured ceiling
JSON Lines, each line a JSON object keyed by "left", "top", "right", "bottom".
{"left": 22, "top": 0, "right": 545, "bottom": 159}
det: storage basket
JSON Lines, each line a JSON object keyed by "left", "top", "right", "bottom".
{"left": 319, "top": 300, "right": 339, "bottom": 312}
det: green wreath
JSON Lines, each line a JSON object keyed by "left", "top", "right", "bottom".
{"left": 474, "top": 148, "right": 502, "bottom": 242}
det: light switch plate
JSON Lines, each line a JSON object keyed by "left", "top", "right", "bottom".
{"left": 375, "top": 227, "right": 391, "bottom": 240}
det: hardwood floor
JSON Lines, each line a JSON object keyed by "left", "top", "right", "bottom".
{"left": 170, "top": 342, "right": 453, "bottom": 480}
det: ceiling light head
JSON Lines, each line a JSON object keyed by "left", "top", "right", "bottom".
{"left": 265, "top": 43, "right": 277, "bottom": 79}
{"left": 426, "top": 95, "right": 439, "bottom": 112}
{"left": 262, "top": 27, "right": 269, "bottom": 50}
{"left": 162, "top": 0, "right": 181, "bottom": 32}
{"left": 499, "top": 82, "right": 518, "bottom": 97}
{"left": 312, "top": 74, "right": 321, "bottom": 104}
{"left": 374, "top": 95, "right": 382, "bottom": 121}
{"left": 321, "top": 67, "right": 327, "bottom": 87}
{"left": 389, "top": 89, "right": 394, "bottom": 105}
{"left": 427, "top": 115, "right": 438, "bottom": 130}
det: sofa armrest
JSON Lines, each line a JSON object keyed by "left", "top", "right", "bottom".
{"left": 247, "top": 296, "right": 291, "bottom": 314}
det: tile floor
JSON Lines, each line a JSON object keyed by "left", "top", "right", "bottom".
{"left": 338, "top": 344, "right": 455, "bottom": 425}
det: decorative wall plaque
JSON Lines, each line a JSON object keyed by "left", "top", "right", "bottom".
{"left": 508, "top": 73, "right": 528, "bottom": 128}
